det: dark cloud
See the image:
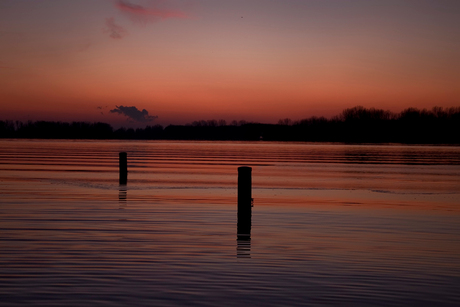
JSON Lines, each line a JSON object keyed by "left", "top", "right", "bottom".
{"left": 115, "top": 0, "right": 187, "bottom": 24}
{"left": 110, "top": 105, "right": 158, "bottom": 123}
{"left": 104, "top": 17, "right": 127, "bottom": 39}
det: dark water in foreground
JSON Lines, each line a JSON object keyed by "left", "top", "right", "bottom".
{"left": 0, "top": 140, "right": 459, "bottom": 306}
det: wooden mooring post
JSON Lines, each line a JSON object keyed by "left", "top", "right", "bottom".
{"left": 237, "top": 166, "right": 252, "bottom": 240}
{"left": 119, "top": 152, "right": 127, "bottom": 185}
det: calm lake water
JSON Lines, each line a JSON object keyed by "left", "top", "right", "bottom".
{"left": 1, "top": 139, "right": 459, "bottom": 306}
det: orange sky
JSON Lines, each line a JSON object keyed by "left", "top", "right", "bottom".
{"left": 1, "top": 0, "right": 459, "bottom": 127}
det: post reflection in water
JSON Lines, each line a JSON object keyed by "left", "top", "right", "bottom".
{"left": 237, "top": 238, "right": 251, "bottom": 258}
{"left": 118, "top": 186, "right": 127, "bottom": 206}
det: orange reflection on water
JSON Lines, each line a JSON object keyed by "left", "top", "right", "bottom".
{"left": 1, "top": 140, "right": 460, "bottom": 306}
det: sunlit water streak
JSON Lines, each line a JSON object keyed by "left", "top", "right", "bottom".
{"left": 0, "top": 139, "right": 459, "bottom": 306}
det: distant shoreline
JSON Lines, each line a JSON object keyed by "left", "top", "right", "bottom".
{"left": 1, "top": 139, "right": 459, "bottom": 147}
{"left": 1, "top": 106, "right": 459, "bottom": 144}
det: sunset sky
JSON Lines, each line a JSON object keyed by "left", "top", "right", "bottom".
{"left": 1, "top": 0, "right": 459, "bottom": 127}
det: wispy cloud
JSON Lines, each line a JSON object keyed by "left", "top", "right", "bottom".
{"left": 110, "top": 105, "right": 158, "bottom": 123}
{"left": 104, "top": 17, "right": 127, "bottom": 39}
{"left": 115, "top": 0, "right": 187, "bottom": 24}
{"left": 97, "top": 106, "right": 109, "bottom": 115}
{"left": 78, "top": 41, "right": 92, "bottom": 52}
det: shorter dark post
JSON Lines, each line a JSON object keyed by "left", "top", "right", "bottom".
{"left": 237, "top": 166, "right": 252, "bottom": 240}
{"left": 119, "top": 152, "right": 127, "bottom": 185}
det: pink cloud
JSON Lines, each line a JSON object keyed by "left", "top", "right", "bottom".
{"left": 115, "top": 0, "right": 187, "bottom": 24}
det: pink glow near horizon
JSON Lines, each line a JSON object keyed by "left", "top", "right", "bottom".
{"left": 0, "top": 0, "right": 459, "bottom": 127}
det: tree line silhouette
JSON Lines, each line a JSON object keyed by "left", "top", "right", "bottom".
{"left": 1, "top": 106, "right": 459, "bottom": 144}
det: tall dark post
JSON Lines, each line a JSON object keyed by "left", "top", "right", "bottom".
{"left": 237, "top": 166, "right": 252, "bottom": 240}
{"left": 119, "top": 152, "right": 127, "bottom": 185}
